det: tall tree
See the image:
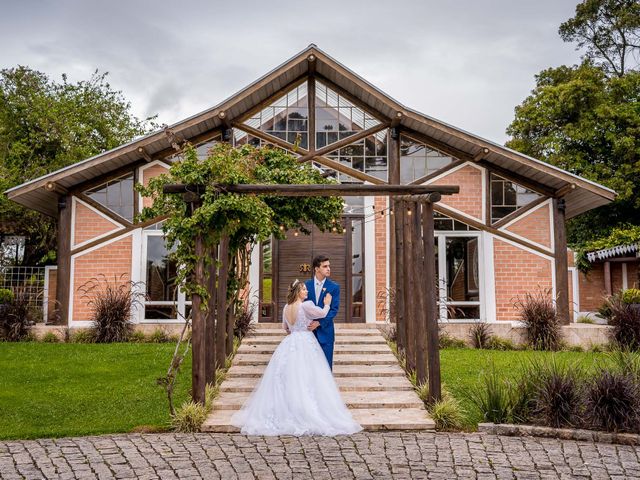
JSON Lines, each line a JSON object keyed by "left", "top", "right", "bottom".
{"left": 0, "top": 67, "right": 156, "bottom": 265}
{"left": 559, "top": 0, "right": 640, "bottom": 77}
{"left": 507, "top": 62, "right": 640, "bottom": 246}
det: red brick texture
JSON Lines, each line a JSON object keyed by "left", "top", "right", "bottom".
{"left": 493, "top": 239, "right": 553, "bottom": 321}
{"left": 577, "top": 262, "right": 640, "bottom": 312}
{"left": 141, "top": 164, "right": 170, "bottom": 209}
{"left": 430, "top": 164, "right": 483, "bottom": 221}
{"left": 374, "top": 196, "right": 388, "bottom": 322}
{"left": 503, "top": 203, "right": 552, "bottom": 249}
{"left": 73, "top": 200, "right": 121, "bottom": 246}
{"left": 71, "top": 235, "right": 133, "bottom": 322}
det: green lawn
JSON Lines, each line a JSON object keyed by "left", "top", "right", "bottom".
{"left": 0, "top": 343, "right": 191, "bottom": 440}
{"left": 440, "top": 349, "right": 608, "bottom": 428}
{"left": 0, "top": 343, "right": 610, "bottom": 439}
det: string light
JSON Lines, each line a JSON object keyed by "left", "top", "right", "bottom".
{"left": 279, "top": 225, "right": 285, "bottom": 231}
{"left": 294, "top": 230, "right": 299, "bottom": 237}
{"left": 407, "top": 208, "right": 412, "bottom": 216}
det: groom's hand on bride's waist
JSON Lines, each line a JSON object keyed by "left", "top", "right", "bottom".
{"left": 308, "top": 321, "right": 320, "bottom": 331}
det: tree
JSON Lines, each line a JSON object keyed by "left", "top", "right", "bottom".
{"left": 506, "top": 62, "right": 640, "bottom": 246}
{"left": 0, "top": 66, "right": 156, "bottom": 265}
{"left": 559, "top": 0, "right": 640, "bottom": 77}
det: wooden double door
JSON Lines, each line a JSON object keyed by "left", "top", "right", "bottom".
{"left": 259, "top": 217, "right": 364, "bottom": 323}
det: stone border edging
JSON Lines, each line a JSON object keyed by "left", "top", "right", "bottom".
{"left": 478, "top": 422, "right": 640, "bottom": 445}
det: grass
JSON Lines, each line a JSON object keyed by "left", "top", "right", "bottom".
{"left": 0, "top": 343, "right": 191, "bottom": 440}
{"left": 439, "top": 349, "right": 608, "bottom": 429}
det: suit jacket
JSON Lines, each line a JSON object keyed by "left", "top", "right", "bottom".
{"left": 305, "top": 277, "right": 340, "bottom": 345}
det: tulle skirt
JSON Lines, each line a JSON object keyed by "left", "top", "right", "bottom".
{"left": 231, "top": 331, "right": 362, "bottom": 436}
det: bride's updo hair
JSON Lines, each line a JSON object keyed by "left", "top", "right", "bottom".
{"left": 286, "top": 279, "right": 304, "bottom": 305}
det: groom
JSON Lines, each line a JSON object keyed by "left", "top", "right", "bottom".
{"left": 305, "top": 254, "right": 340, "bottom": 370}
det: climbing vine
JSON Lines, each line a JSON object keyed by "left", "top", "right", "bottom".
{"left": 137, "top": 142, "right": 345, "bottom": 301}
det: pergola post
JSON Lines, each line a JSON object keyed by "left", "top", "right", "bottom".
{"left": 413, "top": 201, "right": 427, "bottom": 385}
{"left": 393, "top": 199, "right": 406, "bottom": 353}
{"left": 191, "top": 231, "right": 207, "bottom": 404}
{"left": 205, "top": 243, "right": 218, "bottom": 384}
{"left": 216, "top": 236, "right": 230, "bottom": 369}
{"left": 402, "top": 200, "right": 416, "bottom": 372}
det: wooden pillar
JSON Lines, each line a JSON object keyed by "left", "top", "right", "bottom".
{"left": 191, "top": 232, "right": 207, "bottom": 404}
{"left": 388, "top": 128, "right": 400, "bottom": 317}
{"left": 205, "top": 243, "right": 218, "bottom": 384}
{"left": 402, "top": 201, "right": 416, "bottom": 372}
{"left": 216, "top": 236, "right": 230, "bottom": 369}
{"left": 604, "top": 261, "right": 612, "bottom": 296}
{"left": 413, "top": 202, "right": 427, "bottom": 385}
{"left": 55, "top": 194, "right": 72, "bottom": 325}
{"left": 225, "top": 247, "right": 235, "bottom": 355}
{"left": 422, "top": 201, "right": 441, "bottom": 402}
{"left": 553, "top": 198, "right": 570, "bottom": 324}
{"left": 307, "top": 72, "right": 316, "bottom": 153}
{"left": 393, "top": 199, "right": 406, "bottom": 352}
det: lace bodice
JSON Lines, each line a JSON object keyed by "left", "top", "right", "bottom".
{"left": 283, "top": 301, "right": 330, "bottom": 333}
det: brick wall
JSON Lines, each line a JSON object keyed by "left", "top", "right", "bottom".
{"left": 73, "top": 200, "right": 121, "bottom": 246}
{"left": 141, "top": 164, "right": 170, "bottom": 209}
{"left": 71, "top": 235, "right": 133, "bottom": 321}
{"left": 493, "top": 239, "right": 553, "bottom": 321}
{"left": 578, "top": 264, "right": 606, "bottom": 312}
{"left": 430, "top": 164, "right": 483, "bottom": 221}
{"left": 374, "top": 196, "right": 388, "bottom": 321}
{"left": 503, "top": 202, "right": 552, "bottom": 249}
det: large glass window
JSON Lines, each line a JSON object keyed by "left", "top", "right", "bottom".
{"left": 490, "top": 174, "right": 542, "bottom": 223}
{"left": 86, "top": 174, "right": 134, "bottom": 221}
{"left": 400, "top": 136, "right": 456, "bottom": 184}
{"left": 243, "top": 83, "right": 308, "bottom": 149}
{"left": 326, "top": 130, "right": 388, "bottom": 181}
{"left": 142, "top": 227, "right": 189, "bottom": 321}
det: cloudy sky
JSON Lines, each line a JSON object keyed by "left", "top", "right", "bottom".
{"left": 1, "top": 0, "right": 584, "bottom": 144}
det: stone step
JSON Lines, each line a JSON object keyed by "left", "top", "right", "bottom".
{"left": 213, "top": 390, "right": 424, "bottom": 410}
{"left": 250, "top": 329, "right": 382, "bottom": 337}
{"left": 243, "top": 336, "right": 387, "bottom": 345}
{"left": 226, "top": 363, "right": 407, "bottom": 378}
{"left": 220, "top": 376, "right": 414, "bottom": 393}
{"left": 234, "top": 353, "right": 397, "bottom": 366}
{"left": 202, "top": 407, "right": 434, "bottom": 433}
{"left": 237, "top": 343, "right": 391, "bottom": 355}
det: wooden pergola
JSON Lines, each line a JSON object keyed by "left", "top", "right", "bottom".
{"left": 163, "top": 183, "right": 459, "bottom": 405}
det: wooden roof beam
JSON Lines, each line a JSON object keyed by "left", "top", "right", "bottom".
{"left": 297, "top": 122, "right": 389, "bottom": 163}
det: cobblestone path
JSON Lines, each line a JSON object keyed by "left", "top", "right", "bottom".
{"left": 1, "top": 432, "right": 639, "bottom": 479}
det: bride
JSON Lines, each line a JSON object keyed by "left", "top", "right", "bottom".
{"left": 231, "top": 279, "right": 362, "bottom": 436}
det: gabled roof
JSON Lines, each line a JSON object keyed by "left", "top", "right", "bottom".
{"left": 5, "top": 44, "right": 616, "bottom": 218}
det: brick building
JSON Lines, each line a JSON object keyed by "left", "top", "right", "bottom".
{"left": 6, "top": 46, "right": 616, "bottom": 327}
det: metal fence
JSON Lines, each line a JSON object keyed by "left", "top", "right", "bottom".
{"left": 0, "top": 266, "right": 46, "bottom": 310}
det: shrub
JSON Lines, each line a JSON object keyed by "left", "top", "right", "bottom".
{"left": 622, "top": 288, "right": 640, "bottom": 305}
{"left": 414, "top": 380, "right": 429, "bottom": 402}
{"left": 467, "top": 367, "right": 514, "bottom": 424}
{"left": 0, "top": 288, "right": 14, "bottom": 304}
{"left": 439, "top": 330, "right": 467, "bottom": 349}
{"left": 576, "top": 315, "right": 594, "bottom": 324}
{"left": 205, "top": 382, "right": 220, "bottom": 411}
{"left": 514, "top": 289, "right": 562, "bottom": 351}
{"left": 585, "top": 370, "right": 640, "bottom": 432}
{"left": 69, "top": 329, "right": 95, "bottom": 343}
{"left": 78, "top": 274, "right": 143, "bottom": 343}
{"left": 485, "top": 335, "right": 518, "bottom": 351}
{"left": 233, "top": 302, "right": 256, "bottom": 340}
{"left": 608, "top": 348, "right": 640, "bottom": 379}
{"left": 381, "top": 324, "right": 397, "bottom": 343}
{"left": 41, "top": 331, "right": 60, "bottom": 343}
{"left": 530, "top": 359, "right": 583, "bottom": 429}
{"left": 567, "top": 344, "right": 584, "bottom": 352}
{"left": 171, "top": 400, "right": 207, "bottom": 433}
{"left": 430, "top": 396, "right": 465, "bottom": 431}
{"left": 147, "top": 328, "right": 170, "bottom": 343}
{"left": 128, "top": 330, "right": 146, "bottom": 343}
{"left": 605, "top": 294, "right": 640, "bottom": 350}
{"left": 0, "top": 289, "right": 35, "bottom": 341}
{"left": 469, "top": 322, "right": 491, "bottom": 349}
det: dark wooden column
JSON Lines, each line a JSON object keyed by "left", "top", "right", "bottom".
{"left": 553, "top": 198, "right": 570, "bottom": 325}
{"left": 55, "top": 194, "right": 72, "bottom": 324}
{"left": 205, "top": 243, "right": 218, "bottom": 384}
{"left": 388, "top": 128, "right": 400, "bottom": 321}
{"left": 191, "top": 232, "right": 207, "bottom": 404}
{"left": 422, "top": 200, "right": 441, "bottom": 402}
{"left": 413, "top": 202, "right": 427, "bottom": 384}
{"left": 393, "top": 199, "right": 406, "bottom": 352}
{"left": 402, "top": 201, "right": 416, "bottom": 372}
{"left": 307, "top": 70, "right": 316, "bottom": 153}
{"left": 604, "top": 261, "right": 612, "bottom": 295}
{"left": 216, "top": 236, "right": 230, "bottom": 369}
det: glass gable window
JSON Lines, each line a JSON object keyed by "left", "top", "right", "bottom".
{"left": 434, "top": 212, "right": 478, "bottom": 231}
{"left": 243, "top": 83, "right": 308, "bottom": 149}
{"left": 85, "top": 174, "right": 134, "bottom": 222}
{"left": 326, "top": 130, "right": 388, "bottom": 181}
{"left": 315, "top": 81, "right": 380, "bottom": 149}
{"left": 400, "top": 136, "right": 456, "bottom": 184}
{"left": 490, "top": 174, "right": 542, "bottom": 223}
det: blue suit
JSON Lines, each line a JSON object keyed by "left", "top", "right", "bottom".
{"left": 305, "top": 277, "right": 340, "bottom": 370}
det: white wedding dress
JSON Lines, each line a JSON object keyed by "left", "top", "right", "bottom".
{"left": 231, "top": 300, "right": 362, "bottom": 436}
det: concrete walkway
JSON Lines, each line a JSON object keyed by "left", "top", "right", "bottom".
{"left": 2, "top": 432, "right": 640, "bottom": 479}
{"left": 203, "top": 323, "right": 434, "bottom": 432}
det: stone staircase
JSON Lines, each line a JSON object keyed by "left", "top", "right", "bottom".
{"left": 202, "top": 323, "right": 435, "bottom": 432}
